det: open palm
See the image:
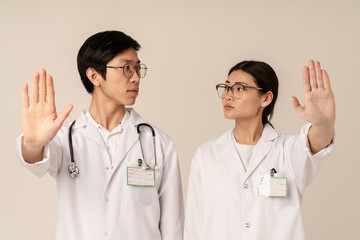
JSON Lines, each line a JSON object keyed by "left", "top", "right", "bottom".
{"left": 22, "top": 69, "right": 73, "bottom": 148}
{"left": 292, "top": 60, "right": 335, "bottom": 127}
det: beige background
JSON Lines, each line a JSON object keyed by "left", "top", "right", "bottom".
{"left": 1, "top": 0, "right": 359, "bottom": 239}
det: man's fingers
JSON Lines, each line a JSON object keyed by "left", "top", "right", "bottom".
{"left": 31, "top": 72, "right": 39, "bottom": 104}
{"left": 22, "top": 83, "right": 29, "bottom": 109}
{"left": 55, "top": 104, "right": 73, "bottom": 127}
{"left": 47, "top": 75, "right": 55, "bottom": 106}
{"left": 39, "top": 68, "right": 47, "bottom": 103}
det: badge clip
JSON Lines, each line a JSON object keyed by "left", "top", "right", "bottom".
{"left": 270, "top": 168, "right": 277, "bottom": 177}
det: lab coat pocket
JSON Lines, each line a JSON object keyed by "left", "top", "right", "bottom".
{"left": 126, "top": 185, "right": 159, "bottom": 207}
{"left": 260, "top": 197, "right": 280, "bottom": 213}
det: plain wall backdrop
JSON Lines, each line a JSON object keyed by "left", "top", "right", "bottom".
{"left": 1, "top": 0, "right": 359, "bottom": 239}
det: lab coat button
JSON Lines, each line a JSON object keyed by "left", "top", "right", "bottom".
{"left": 245, "top": 223, "right": 251, "bottom": 228}
{"left": 243, "top": 183, "right": 249, "bottom": 189}
{"left": 104, "top": 232, "right": 108, "bottom": 236}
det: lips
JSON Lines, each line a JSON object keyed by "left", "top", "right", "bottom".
{"left": 224, "top": 104, "right": 233, "bottom": 110}
{"left": 127, "top": 88, "right": 139, "bottom": 94}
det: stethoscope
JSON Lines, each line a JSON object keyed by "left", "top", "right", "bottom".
{"left": 68, "top": 120, "right": 79, "bottom": 178}
{"left": 67, "top": 121, "right": 158, "bottom": 178}
{"left": 137, "top": 123, "right": 158, "bottom": 171}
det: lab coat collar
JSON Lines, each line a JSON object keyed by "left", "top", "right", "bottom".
{"left": 71, "top": 108, "right": 145, "bottom": 149}
{"left": 216, "top": 123, "right": 279, "bottom": 182}
{"left": 72, "top": 108, "right": 145, "bottom": 129}
{"left": 215, "top": 123, "right": 279, "bottom": 145}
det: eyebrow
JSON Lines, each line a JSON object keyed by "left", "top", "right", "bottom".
{"left": 225, "top": 81, "right": 247, "bottom": 85}
{"left": 235, "top": 81, "right": 248, "bottom": 85}
{"left": 121, "top": 59, "right": 141, "bottom": 64}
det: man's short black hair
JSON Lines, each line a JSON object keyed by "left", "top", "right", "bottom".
{"left": 77, "top": 30, "right": 141, "bottom": 93}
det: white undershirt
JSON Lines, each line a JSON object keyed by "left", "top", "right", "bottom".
{"left": 232, "top": 133, "right": 255, "bottom": 171}
{"left": 85, "top": 110, "right": 129, "bottom": 168}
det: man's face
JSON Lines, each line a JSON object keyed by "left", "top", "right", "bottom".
{"left": 94, "top": 48, "right": 142, "bottom": 106}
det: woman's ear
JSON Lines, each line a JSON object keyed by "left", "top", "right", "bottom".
{"left": 261, "top": 91, "right": 273, "bottom": 108}
{"left": 86, "top": 68, "right": 102, "bottom": 87}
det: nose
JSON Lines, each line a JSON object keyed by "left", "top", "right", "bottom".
{"left": 224, "top": 89, "right": 234, "bottom": 100}
{"left": 130, "top": 71, "right": 140, "bottom": 83}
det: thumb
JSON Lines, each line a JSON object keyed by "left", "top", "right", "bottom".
{"left": 291, "top": 96, "right": 304, "bottom": 117}
{"left": 55, "top": 104, "right": 73, "bottom": 127}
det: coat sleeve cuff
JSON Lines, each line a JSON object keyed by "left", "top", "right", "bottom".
{"left": 16, "top": 134, "right": 51, "bottom": 177}
{"left": 301, "top": 123, "right": 335, "bottom": 159}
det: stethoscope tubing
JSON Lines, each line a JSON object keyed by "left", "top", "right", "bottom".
{"left": 68, "top": 121, "right": 158, "bottom": 178}
{"left": 68, "top": 120, "right": 79, "bottom": 178}
{"left": 137, "top": 123, "right": 158, "bottom": 170}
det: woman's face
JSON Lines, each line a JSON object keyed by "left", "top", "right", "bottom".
{"left": 222, "top": 70, "right": 267, "bottom": 121}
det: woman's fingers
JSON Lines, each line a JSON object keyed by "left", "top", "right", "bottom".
{"left": 308, "top": 60, "right": 317, "bottom": 90}
{"left": 315, "top": 61, "right": 324, "bottom": 89}
{"left": 322, "top": 70, "right": 332, "bottom": 90}
{"left": 22, "top": 83, "right": 29, "bottom": 109}
{"left": 291, "top": 96, "right": 305, "bottom": 118}
{"left": 306, "top": 60, "right": 329, "bottom": 91}
{"left": 303, "top": 66, "right": 311, "bottom": 93}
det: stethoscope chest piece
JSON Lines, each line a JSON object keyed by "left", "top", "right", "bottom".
{"left": 68, "top": 163, "right": 79, "bottom": 178}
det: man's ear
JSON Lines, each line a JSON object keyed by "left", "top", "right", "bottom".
{"left": 86, "top": 68, "right": 102, "bottom": 87}
{"left": 261, "top": 91, "right": 273, "bottom": 108}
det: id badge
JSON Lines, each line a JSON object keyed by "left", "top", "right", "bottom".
{"left": 258, "top": 174, "right": 287, "bottom": 197}
{"left": 127, "top": 167, "right": 155, "bottom": 187}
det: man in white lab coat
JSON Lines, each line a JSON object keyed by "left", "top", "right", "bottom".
{"left": 16, "top": 30, "right": 184, "bottom": 240}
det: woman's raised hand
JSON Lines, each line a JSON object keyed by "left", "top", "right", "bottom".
{"left": 292, "top": 60, "right": 335, "bottom": 153}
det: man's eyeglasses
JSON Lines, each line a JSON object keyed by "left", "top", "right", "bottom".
{"left": 216, "top": 83, "right": 263, "bottom": 99}
{"left": 106, "top": 63, "right": 148, "bottom": 78}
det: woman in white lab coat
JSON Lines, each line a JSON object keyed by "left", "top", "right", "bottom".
{"left": 184, "top": 60, "right": 335, "bottom": 240}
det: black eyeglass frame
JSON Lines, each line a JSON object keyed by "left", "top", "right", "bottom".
{"left": 216, "top": 82, "right": 264, "bottom": 99}
{"left": 106, "top": 63, "right": 148, "bottom": 78}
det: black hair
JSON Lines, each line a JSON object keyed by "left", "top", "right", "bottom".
{"left": 228, "top": 60, "right": 279, "bottom": 127}
{"left": 77, "top": 30, "right": 141, "bottom": 93}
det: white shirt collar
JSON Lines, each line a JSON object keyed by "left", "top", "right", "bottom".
{"left": 85, "top": 110, "right": 129, "bottom": 134}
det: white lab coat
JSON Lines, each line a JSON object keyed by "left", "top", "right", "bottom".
{"left": 16, "top": 108, "right": 184, "bottom": 240}
{"left": 184, "top": 123, "right": 334, "bottom": 240}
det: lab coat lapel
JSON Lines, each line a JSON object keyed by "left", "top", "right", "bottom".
{"left": 84, "top": 123, "right": 107, "bottom": 148}
{"left": 113, "top": 121, "right": 138, "bottom": 168}
{"left": 74, "top": 110, "right": 106, "bottom": 149}
{"left": 242, "top": 141, "right": 271, "bottom": 182}
{"left": 111, "top": 108, "right": 143, "bottom": 169}
{"left": 104, "top": 109, "right": 144, "bottom": 189}
{"left": 217, "top": 130, "right": 246, "bottom": 175}
{"left": 242, "top": 124, "right": 279, "bottom": 183}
